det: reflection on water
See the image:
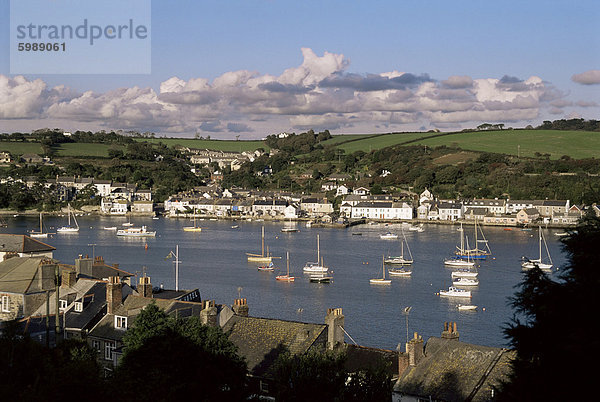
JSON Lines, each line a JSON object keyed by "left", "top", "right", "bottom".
{"left": 3, "top": 216, "right": 568, "bottom": 349}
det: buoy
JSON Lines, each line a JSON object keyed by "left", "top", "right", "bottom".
{"left": 482, "top": 307, "right": 486, "bottom": 311}
{"left": 144, "top": 243, "right": 148, "bottom": 250}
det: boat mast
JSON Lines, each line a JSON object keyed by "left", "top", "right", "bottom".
{"left": 261, "top": 226, "right": 265, "bottom": 257}
{"left": 287, "top": 251, "right": 290, "bottom": 276}
{"left": 317, "top": 234, "right": 320, "bottom": 263}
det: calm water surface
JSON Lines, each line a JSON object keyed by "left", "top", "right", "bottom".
{"left": 3, "top": 216, "right": 568, "bottom": 350}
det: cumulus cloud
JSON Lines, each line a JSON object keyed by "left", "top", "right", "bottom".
{"left": 571, "top": 70, "right": 600, "bottom": 85}
{"left": 576, "top": 100, "right": 598, "bottom": 107}
{"left": 0, "top": 48, "right": 579, "bottom": 136}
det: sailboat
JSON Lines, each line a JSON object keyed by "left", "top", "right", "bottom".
{"left": 455, "top": 220, "right": 491, "bottom": 259}
{"left": 385, "top": 229, "right": 413, "bottom": 264}
{"left": 183, "top": 208, "right": 202, "bottom": 232}
{"left": 522, "top": 226, "right": 553, "bottom": 270}
{"left": 247, "top": 226, "right": 278, "bottom": 263}
{"left": 276, "top": 251, "right": 295, "bottom": 282}
{"left": 303, "top": 234, "right": 329, "bottom": 273}
{"left": 30, "top": 212, "right": 49, "bottom": 238}
{"left": 445, "top": 234, "right": 476, "bottom": 267}
{"left": 370, "top": 255, "right": 392, "bottom": 285}
{"left": 57, "top": 204, "right": 79, "bottom": 233}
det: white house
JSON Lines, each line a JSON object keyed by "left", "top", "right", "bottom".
{"left": 336, "top": 185, "right": 350, "bottom": 197}
{"left": 350, "top": 202, "right": 413, "bottom": 220}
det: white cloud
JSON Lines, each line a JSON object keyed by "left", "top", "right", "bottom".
{"left": 0, "top": 48, "right": 578, "bottom": 137}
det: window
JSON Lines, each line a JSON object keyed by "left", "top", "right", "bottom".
{"left": 105, "top": 341, "right": 115, "bottom": 360}
{"left": 1, "top": 296, "right": 9, "bottom": 312}
{"left": 115, "top": 316, "right": 127, "bottom": 329}
{"left": 92, "top": 340, "right": 100, "bottom": 352}
{"left": 59, "top": 299, "right": 68, "bottom": 310}
{"left": 74, "top": 302, "right": 83, "bottom": 312}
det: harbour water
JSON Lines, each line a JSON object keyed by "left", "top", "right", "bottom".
{"left": 3, "top": 216, "right": 568, "bottom": 350}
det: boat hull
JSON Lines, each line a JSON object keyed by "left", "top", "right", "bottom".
{"left": 370, "top": 279, "right": 391, "bottom": 285}
{"left": 247, "top": 256, "right": 273, "bottom": 264}
{"left": 388, "top": 269, "right": 411, "bottom": 276}
{"left": 183, "top": 227, "right": 202, "bottom": 232}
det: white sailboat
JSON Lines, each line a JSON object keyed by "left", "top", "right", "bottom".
{"left": 445, "top": 234, "right": 476, "bottom": 266}
{"left": 30, "top": 212, "right": 49, "bottom": 238}
{"left": 247, "top": 226, "right": 278, "bottom": 263}
{"left": 385, "top": 229, "right": 413, "bottom": 265}
{"left": 303, "top": 234, "right": 329, "bottom": 273}
{"left": 370, "top": 255, "right": 392, "bottom": 285}
{"left": 522, "top": 226, "right": 553, "bottom": 270}
{"left": 57, "top": 204, "right": 79, "bottom": 233}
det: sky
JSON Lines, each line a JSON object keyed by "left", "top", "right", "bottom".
{"left": 0, "top": 0, "right": 599, "bottom": 139}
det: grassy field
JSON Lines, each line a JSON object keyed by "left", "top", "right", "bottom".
{"left": 0, "top": 141, "right": 42, "bottom": 155}
{"left": 329, "top": 130, "right": 600, "bottom": 160}
{"left": 414, "top": 130, "right": 600, "bottom": 160}
{"left": 335, "top": 132, "right": 431, "bottom": 153}
{"left": 135, "top": 138, "right": 268, "bottom": 152}
{"left": 54, "top": 143, "right": 125, "bottom": 158}
{"left": 320, "top": 134, "right": 378, "bottom": 147}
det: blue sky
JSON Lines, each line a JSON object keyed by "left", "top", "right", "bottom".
{"left": 1, "top": 0, "right": 599, "bottom": 138}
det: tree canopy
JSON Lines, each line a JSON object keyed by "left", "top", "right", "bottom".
{"left": 117, "top": 302, "right": 248, "bottom": 401}
{"left": 499, "top": 214, "right": 600, "bottom": 401}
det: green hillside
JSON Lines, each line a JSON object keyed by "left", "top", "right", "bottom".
{"left": 135, "top": 138, "right": 268, "bottom": 152}
{"left": 331, "top": 130, "right": 600, "bottom": 160}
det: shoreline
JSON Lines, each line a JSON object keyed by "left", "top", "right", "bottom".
{"left": 1, "top": 209, "right": 577, "bottom": 230}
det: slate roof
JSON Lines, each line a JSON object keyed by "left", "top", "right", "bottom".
{"left": 394, "top": 337, "right": 515, "bottom": 402}
{"left": 0, "top": 257, "right": 53, "bottom": 293}
{"left": 63, "top": 281, "right": 108, "bottom": 332}
{"left": 0, "top": 234, "right": 55, "bottom": 254}
{"left": 222, "top": 315, "right": 327, "bottom": 377}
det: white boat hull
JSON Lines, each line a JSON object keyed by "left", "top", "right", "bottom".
{"left": 439, "top": 286, "right": 471, "bottom": 297}
{"left": 451, "top": 270, "right": 478, "bottom": 278}
{"left": 444, "top": 258, "right": 475, "bottom": 267}
{"left": 453, "top": 278, "right": 479, "bottom": 286}
{"left": 385, "top": 257, "right": 413, "bottom": 265}
{"left": 303, "top": 263, "right": 328, "bottom": 273}
{"left": 388, "top": 269, "right": 411, "bottom": 276}
{"left": 370, "top": 278, "right": 391, "bottom": 285}
{"left": 57, "top": 227, "right": 79, "bottom": 233}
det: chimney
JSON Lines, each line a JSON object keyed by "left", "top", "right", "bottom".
{"left": 397, "top": 344, "right": 410, "bottom": 377}
{"left": 406, "top": 332, "right": 424, "bottom": 366}
{"left": 441, "top": 321, "right": 460, "bottom": 341}
{"left": 200, "top": 300, "right": 218, "bottom": 326}
{"left": 106, "top": 276, "right": 123, "bottom": 314}
{"left": 138, "top": 276, "right": 152, "bottom": 298}
{"left": 325, "top": 308, "right": 345, "bottom": 350}
{"left": 75, "top": 255, "right": 93, "bottom": 277}
{"left": 61, "top": 270, "right": 77, "bottom": 288}
{"left": 38, "top": 262, "right": 57, "bottom": 290}
{"left": 232, "top": 298, "right": 249, "bottom": 317}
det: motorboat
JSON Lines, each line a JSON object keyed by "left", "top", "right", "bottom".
{"left": 380, "top": 232, "right": 398, "bottom": 240}
{"left": 453, "top": 277, "right": 479, "bottom": 286}
{"left": 458, "top": 304, "right": 477, "bottom": 311}
{"left": 116, "top": 225, "right": 156, "bottom": 237}
{"left": 439, "top": 286, "right": 471, "bottom": 297}
{"left": 451, "top": 270, "right": 478, "bottom": 278}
